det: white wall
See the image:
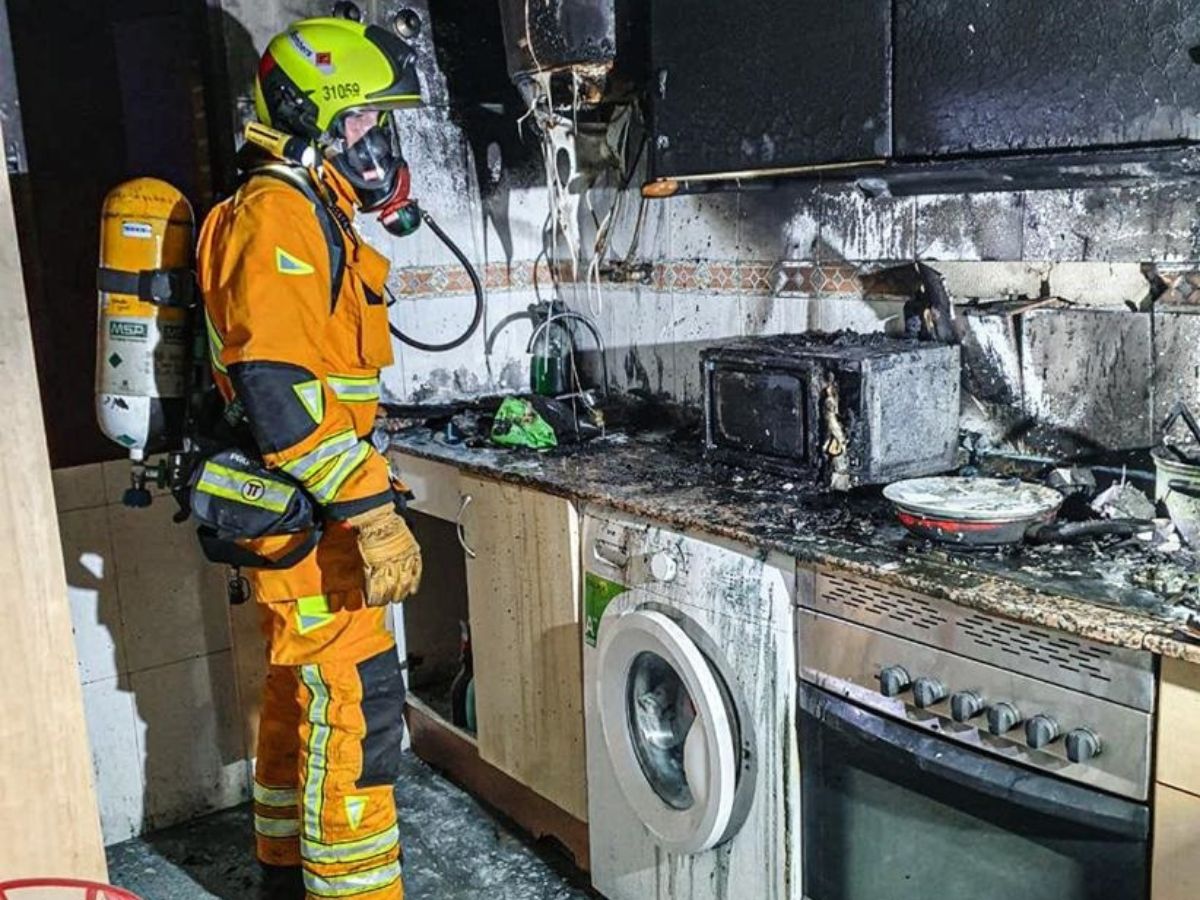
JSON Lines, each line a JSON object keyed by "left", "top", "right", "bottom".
{"left": 54, "top": 461, "right": 259, "bottom": 844}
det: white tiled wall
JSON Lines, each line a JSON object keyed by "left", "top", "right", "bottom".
{"left": 54, "top": 462, "right": 252, "bottom": 845}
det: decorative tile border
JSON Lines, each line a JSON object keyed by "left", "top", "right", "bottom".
{"left": 774, "top": 262, "right": 863, "bottom": 296}
{"left": 1144, "top": 265, "right": 1200, "bottom": 306}
{"left": 388, "top": 258, "right": 865, "bottom": 299}
{"left": 389, "top": 260, "right": 553, "bottom": 298}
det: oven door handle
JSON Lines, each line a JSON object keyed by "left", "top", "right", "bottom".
{"left": 801, "top": 685, "right": 1149, "bottom": 841}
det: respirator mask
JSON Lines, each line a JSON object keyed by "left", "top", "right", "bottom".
{"left": 328, "top": 108, "right": 421, "bottom": 238}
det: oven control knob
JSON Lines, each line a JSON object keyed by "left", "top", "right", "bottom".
{"left": 1065, "top": 728, "right": 1103, "bottom": 763}
{"left": 648, "top": 552, "right": 678, "bottom": 583}
{"left": 950, "top": 691, "right": 986, "bottom": 722}
{"left": 1025, "top": 715, "right": 1061, "bottom": 749}
{"left": 986, "top": 702, "right": 1021, "bottom": 736}
{"left": 878, "top": 666, "right": 912, "bottom": 698}
{"left": 912, "top": 677, "right": 948, "bottom": 708}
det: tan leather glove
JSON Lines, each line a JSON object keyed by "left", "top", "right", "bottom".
{"left": 347, "top": 505, "right": 423, "bottom": 606}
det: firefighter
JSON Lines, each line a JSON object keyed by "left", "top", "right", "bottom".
{"left": 196, "top": 17, "right": 425, "bottom": 900}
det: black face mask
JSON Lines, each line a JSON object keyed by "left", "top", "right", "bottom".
{"left": 328, "top": 110, "right": 421, "bottom": 237}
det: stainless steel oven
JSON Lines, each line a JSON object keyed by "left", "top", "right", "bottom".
{"left": 797, "top": 572, "right": 1155, "bottom": 900}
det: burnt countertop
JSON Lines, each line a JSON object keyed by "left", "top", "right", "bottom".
{"left": 386, "top": 428, "right": 1200, "bottom": 665}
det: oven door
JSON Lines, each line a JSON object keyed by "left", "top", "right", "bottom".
{"left": 799, "top": 684, "right": 1149, "bottom": 900}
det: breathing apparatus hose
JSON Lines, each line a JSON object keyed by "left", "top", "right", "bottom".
{"left": 387, "top": 208, "right": 484, "bottom": 353}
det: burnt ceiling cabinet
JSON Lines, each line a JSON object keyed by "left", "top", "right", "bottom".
{"left": 894, "top": 0, "right": 1200, "bottom": 158}
{"left": 649, "top": 0, "right": 892, "bottom": 180}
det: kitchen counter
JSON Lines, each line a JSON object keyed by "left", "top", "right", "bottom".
{"left": 386, "top": 427, "right": 1200, "bottom": 665}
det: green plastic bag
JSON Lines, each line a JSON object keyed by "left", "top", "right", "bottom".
{"left": 491, "top": 397, "right": 558, "bottom": 450}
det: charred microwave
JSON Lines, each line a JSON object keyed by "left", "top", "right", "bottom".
{"left": 701, "top": 335, "right": 961, "bottom": 490}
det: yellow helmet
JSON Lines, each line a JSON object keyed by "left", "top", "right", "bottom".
{"left": 253, "top": 17, "right": 421, "bottom": 140}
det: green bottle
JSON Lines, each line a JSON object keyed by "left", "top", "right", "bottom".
{"left": 530, "top": 321, "right": 569, "bottom": 396}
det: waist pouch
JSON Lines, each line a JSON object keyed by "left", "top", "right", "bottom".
{"left": 189, "top": 449, "right": 322, "bottom": 570}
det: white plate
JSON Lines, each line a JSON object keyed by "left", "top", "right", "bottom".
{"left": 883, "top": 477, "right": 1063, "bottom": 523}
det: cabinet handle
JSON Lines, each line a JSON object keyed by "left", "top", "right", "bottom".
{"left": 456, "top": 494, "right": 477, "bottom": 559}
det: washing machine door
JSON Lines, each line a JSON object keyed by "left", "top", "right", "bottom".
{"left": 596, "top": 605, "right": 740, "bottom": 854}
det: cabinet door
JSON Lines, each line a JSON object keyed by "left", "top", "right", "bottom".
{"left": 1153, "top": 784, "right": 1200, "bottom": 900}
{"left": 460, "top": 475, "right": 587, "bottom": 821}
{"left": 390, "top": 451, "right": 462, "bottom": 523}
{"left": 895, "top": 0, "right": 1200, "bottom": 158}
{"left": 649, "top": 0, "right": 891, "bottom": 179}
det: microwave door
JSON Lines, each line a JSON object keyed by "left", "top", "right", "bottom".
{"left": 799, "top": 685, "right": 1149, "bottom": 900}
{"left": 706, "top": 362, "right": 812, "bottom": 463}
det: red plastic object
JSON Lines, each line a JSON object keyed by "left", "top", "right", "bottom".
{"left": 0, "top": 880, "right": 143, "bottom": 900}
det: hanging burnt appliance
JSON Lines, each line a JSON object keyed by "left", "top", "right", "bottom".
{"left": 496, "top": 0, "right": 644, "bottom": 106}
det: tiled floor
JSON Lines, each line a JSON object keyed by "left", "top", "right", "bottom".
{"left": 107, "top": 753, "right": 596, "bottom": 899}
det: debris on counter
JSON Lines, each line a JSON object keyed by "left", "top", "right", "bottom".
{"left": 1091, "top": 480, "right": 1156, "bottom": 521}
{"left": 1129, "top": 559, "right": 1200, "bottom": 606}
{"left": 387, "top": 424, "right": 1200, "bottom": 629}
{"left": 1152, "top": 519, "right": 1183, "bottom": 554}
{"left": 1048, "top": 466, "right": 1097, "bottom": 497}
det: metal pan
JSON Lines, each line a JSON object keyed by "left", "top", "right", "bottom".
{"left": 884, "top": 476, "right": 1148, "bottom": 547}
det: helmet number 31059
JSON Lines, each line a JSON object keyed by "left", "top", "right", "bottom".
{"left": 323, "top": 82, "right": 362, "bottom": 101}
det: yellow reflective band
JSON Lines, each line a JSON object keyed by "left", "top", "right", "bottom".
{"left": 310, "top": 441, "right": 371, "bottom": 504}
{"left": 301, "top": 665, "right": 332, "bottom": 842}
{"left": 301, "top": 824, "right": 399, "bottom": 866}
{"left": 295, "top": 594, "right": 335, "bottom": 635}
{"left": 255, "top": 814, "right": 301, "bottom": 838}
{"left": 344, "top": 795, "right": 368, "bottom": 831}
{"left": 303, "top": 859, "right": 402, "bottom": 898}
{"left": 283, "top": 430, "right": 358, "bottom": 483}
{"left": 205, "top": 311, "right": 227, "bottom": 374}
{"left": 196, "top": 462, "right": 294, "bottom": 513}
{"left": 328, "top": 374, "right": 381, "bottom": 403}
{"left": 293, "top": 380, "right": 325, "bottom": 425}
{"left": 254, "top": 782, "right": 300, "bottom": 808}
{"left": 276, "top": 246, "right": 315, "bottom": 276}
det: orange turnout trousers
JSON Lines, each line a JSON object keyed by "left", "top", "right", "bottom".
{"left": 197, "top": 161, "right": 405, "bottom": 900}
{"left": 253, "top": 597, "right": 403, "bottom": 900}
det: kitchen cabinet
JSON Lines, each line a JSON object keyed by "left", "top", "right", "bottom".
{"left": 1152, "top": 658, "right": 1200, "bottom": 899}
{"left": 647, "top": 1, "right": 1200, "bottom": 189}
{"left": 1157, "top": 657, "right": 1200, "bottom": 796}
{"left": 391, "top": 452, "right": 587, "bottom": 826}
{"left": 1153, "top": 784, "right": 1200, "bottom": 899}
{"left": 460, "top": 474, "right": 587, "bottom": 821}
{"left": 398, "top": 454, "right": 463, "bottom": 522}
{"left": 894, "top": 0, "right": 1200, "bottom": 158}
{"left": 649, "top": 0, "right": 891, "bottom": 180}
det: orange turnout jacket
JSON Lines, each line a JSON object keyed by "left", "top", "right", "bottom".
{"left": 197, "top": 162, "right": 396, "bottom": 605}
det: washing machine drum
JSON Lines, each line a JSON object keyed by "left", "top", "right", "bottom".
{"left": 596, "top": 607, "right": 753, "bottom": 854}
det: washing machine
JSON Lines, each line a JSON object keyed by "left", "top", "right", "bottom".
{"left": 582, "top": 509, "right": 800, "bottom": 900}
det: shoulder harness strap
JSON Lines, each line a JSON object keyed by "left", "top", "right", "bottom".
{"left": 248, "top": 164, "right": 348, "bottom": 310}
